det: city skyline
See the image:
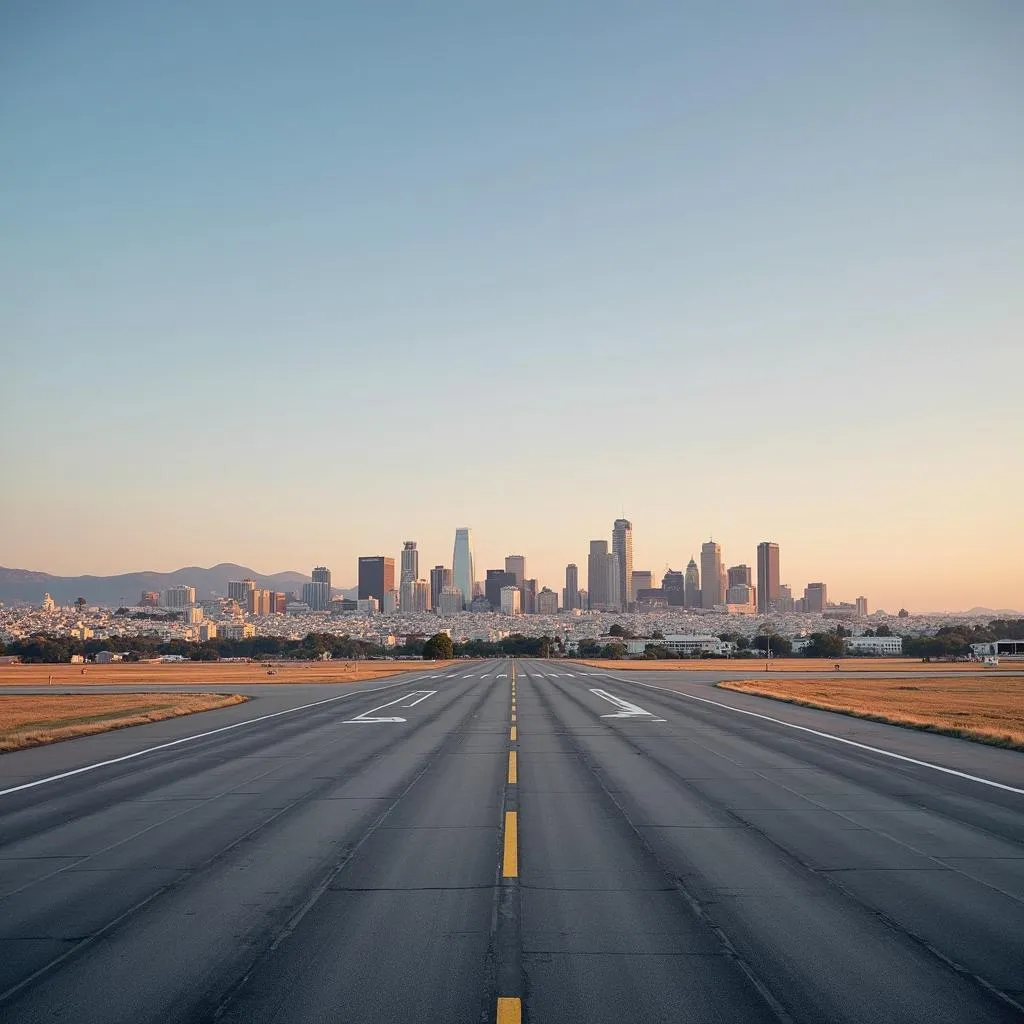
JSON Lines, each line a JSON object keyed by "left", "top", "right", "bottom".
{"left": 4, "top": 514, "right": 1013, "bottom": 614}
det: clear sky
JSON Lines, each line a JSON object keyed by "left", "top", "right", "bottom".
{"left": 2, "top": 2, "right": 1022, "bottom": 612}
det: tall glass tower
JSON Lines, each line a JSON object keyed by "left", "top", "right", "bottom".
{"left": 452, "top": 527, "right": 475, "bottom": 610}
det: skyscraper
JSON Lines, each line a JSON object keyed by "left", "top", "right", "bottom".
{"left": 536, "top": 587, "right": 558, "bottom": 614}
{"left": 662, "top": 570, "right": 685, "bottom": 606}
{"left": 429, "top": 565, "right": 451, "bottom": 610}
{"left": 504, "top": 555, "right": 525, "bottom": 586}
{"left": 587, "top": 540, "right": 610, "bottom": 610}
{"left": 452, "top": 527, "right": 475, "bottom": 611}
{"left": 631, "top": 570, "right": 653, "bottom": 595}
{"left": 485, "top": 569, "right": 517, "bottom": 611}
{"left": 612, "top": 519, "right": 633, "bottom": 610}
{"left": 563, "top": 563, "right": 579, "bottom": 611}
{"left": 701, "top": 541, "right": 723, "bottom": 609}
{"left": 521, "top": 578, "right": 538, "bottom": 614}
{"left": 400, "top": 542, "right": 418, "bottom": 585}
{"left": 684, "top": 558, "right": 700, "bottom": 608}
{"left": 500, "top": 586, "right": 521, "bottom": 616}
{"left": 805, "top": 582, "right": 828, "bottom": 612}
{"left": 312, "top": 565, "right": 332, "bottom": 593}
{"left": 756, "top": 542, "right": 780, "bottom": 613}
{"left": 727, "top": 565, "right": 752, "bottom": 588}
{"left": 358, "top": 556, "right": 395, "bottom": 605}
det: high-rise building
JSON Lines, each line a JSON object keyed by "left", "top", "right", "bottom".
{"left": 228, "top": 578, "right": 257, "bottom": 604}
{"left": 536, "top": 587, "right": 558, "bottom": 614}
{"left": 500, "top": 586, "right": 521, "bottom": 616}
{"left": 563, "top": 563, "right": 579, "bottom": 611}
{"left": 271, "top": 592, "right": 287, "bottom": 614}
{"left": 452, "top": 528, "right": 475, "bottom": 611}
{"left": 164, "top": 585, "right": 196, "bottom": 609}
{"left": 726, "top": 583, "right": 755, "bottom": 607}
{"left": 504, "top": 555, "right": 525, "bottom": 586}
{"left": 701, "top": 541, "right": 723, "bottom": 609}
{"left": 756, "top": 542, "right": 780, "bottom": 613}
{"left": 684, "top": 559, "right": 700, "bottom": 608}
{"left": 662, "top": 570, "right": 685, "bottom": 606}
{"left": 856, "top": 596, "right": 868, "bottom": 617}
{"left": 312, "top": 565, "right": 332, "bottom": 594}
{"left": 521, "top": 578, "right": 538, "bottom": 614}
{"left": 437, "top": 585, "right": 464, "bottom": 616}
{"left": 587, "top": 540, "right": 610, "bottom": 610}
{"left": 804, "top": 582, "right": 828, "bottom": 613}
{"left": 401, "top": 578, "right": 431, "bottom": 613}
{"left": 776, "top": 583, "right": 795, "bottom": 613}
{"left": 400, "top": 542, "right": 419, "bottom": 585}
{"left": 631, "top": 571, "right": 653, "bottom": 596}
{"left": 429, "top": 565, "right": 451, "bottom": 610}
{"left": 485, "top": 569, "right": 517, "bottom": 611}
{"left": 382, "top": 589, "right": 400, "bottom": 614}
{"left": 140, "top": 591, "right": 160, "bottom": 608}
{"left": 249, "top": 589, "right": 273, "bottom": 615}
{"left": 358, "top": 556, "right": 395, "bottom": 605}
{"left": 727, "top": 565, "right": 752, "bottom": 588}
{"left": 302, "top": 580, "right": 330, "bottom": 611}
{"left": 612, "top": 519, "right": 633, "bottom": 610}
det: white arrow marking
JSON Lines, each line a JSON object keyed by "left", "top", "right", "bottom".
{"left": 590, "top": 689, "right": 665, "bottom": 721}
{"left": 344, "top": 690, "right": 437, "bottom": 723}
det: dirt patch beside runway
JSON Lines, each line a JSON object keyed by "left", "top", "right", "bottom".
{"left": 717, "top": 676, "right": 1024, "bottom": 750}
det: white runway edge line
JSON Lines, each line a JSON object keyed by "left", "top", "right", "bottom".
{"left": 600, "top": 672, "right": 1024, "bottom": 797}
{"left": 0, "top": 673, "right": 446, "bottom": 800}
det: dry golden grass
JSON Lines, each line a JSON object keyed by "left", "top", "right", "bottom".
{"left": 718, "top": 676, "right": 1024, "bottom": 751}
{"left": 0, "top": 692, "right": 248, "bottom": 752}
{"left": 573, "top": 658, "right": 1022, "bottom": 673}
{"left": 0, "top": 660, "right": 455, "bottom": 687}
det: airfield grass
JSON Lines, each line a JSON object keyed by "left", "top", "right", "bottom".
{"left": 573, "top": 657, "right": 1020, "bottom": 673}
{"left": 0, "top": 692, "right": 248, "bottom": 752}
{"left": 0, "top": 660, "right": 454, "bottom": 687}
{"left": 718, "top": 676, "right": 1024, "bottom": 751}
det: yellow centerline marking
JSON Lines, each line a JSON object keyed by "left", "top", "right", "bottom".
{"left": 510, "top": 725, "right": 517, "bottom": 741}
{"left": 507, "top": 750, "right": 517, "bottom": 784}
{"left": 496, "top": 996, "right": 522, "bottom": 1023}
{"left": 503, "top": 811, "right": 518, "bottom": 877}
{"left": 511, "top": 713, "right": 516, "bottom": 723}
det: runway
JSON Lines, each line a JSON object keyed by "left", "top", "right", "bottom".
{"left": 0, "top": 660, "right": 1020, "bottom": 1022}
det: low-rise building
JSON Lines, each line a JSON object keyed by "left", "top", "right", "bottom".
{"left": 625, "top": 634, "right": 732, "bottom": 657}
{"left": 219, "top": 622, "right": 256, "bottom": 640}
{"left": 845, "top": 635, "right": 903, "bottom": 655}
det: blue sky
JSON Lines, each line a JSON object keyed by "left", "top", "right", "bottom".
{"left": 2, "top": 2, "right": 1022, "bottom": 610}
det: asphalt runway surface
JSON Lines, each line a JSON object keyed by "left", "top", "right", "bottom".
{"left": 0, "top": 660, "right": 1021, "bottom": 1022}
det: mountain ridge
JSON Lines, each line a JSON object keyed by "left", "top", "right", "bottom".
{"left": 0, "top": 563, "right": 357, "bottom": 606}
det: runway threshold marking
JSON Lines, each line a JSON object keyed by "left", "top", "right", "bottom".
{"left": 496, "top": 996, "right": 521, "bottom": 1023}
{"left": 508, "top": 750, "right": 517, "bottom": 784}
{"left": 605, "top": 674, "right": 1024, "bottom": 796}
{"left": 0, "top": 675, "right": 439, "bottom": 800}
{"left": 590, "top": 688, "right": 666, "bottom": 721}
{"left": 343, "top": 690, "right": 437, "bottom": 724}
{"left": 503, "top": 810, "right": 518, "bottom": 877}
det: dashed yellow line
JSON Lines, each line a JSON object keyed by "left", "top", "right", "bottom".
{"left": 510, "top": 725, "right": 517, "bottom": 742}
{"left": 502, "top": 811, "right": 518, "bottom": 877}
{"left": 496, "top": 996, "right": 521, "bottom": 1023}
{"left": 507, "top": 750, "right": 517, "bottom": 784}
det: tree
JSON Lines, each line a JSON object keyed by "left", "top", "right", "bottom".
{"left": 651, "top": 630, "right": 665, "bottom": 640}
{"left": 74, "top": 597, "right": 87, "bottom": 613}
{"left": 423, "top": 633, "right": 454, "bottom": 660}
{"left": 599, "top": 642, "right": 628, "bottom": 659}
{"left": 835, "top": 625, "right": 852, "bottom": 638}
{"left": 608, "top": 624, "right": 634, "bottom": 639}
{"left": 752, "top": 634, "right": 792, "bottom": 656}
{"left": 898, "top": 608, "right": 909, "bottom": 618}
{"left": 875, "top": 624, "right": 893, "bottom": 637}
{"left": 802, "top": 632, "right": 846, "bottom": 657}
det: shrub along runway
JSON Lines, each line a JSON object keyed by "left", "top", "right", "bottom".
{"left": 0, "top": 660, "right": 1020, "bottom": 1023}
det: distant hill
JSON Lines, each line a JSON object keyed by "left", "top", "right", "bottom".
{"left": 0, "top": 563, "right": 356, "bottom": 607}
{"left": 962, "top": 607, "right": 1023, "bottom": 618}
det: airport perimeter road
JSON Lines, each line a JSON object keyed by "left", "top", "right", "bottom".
{"left": 0, "top": 660, "right": 1021, "bottom": 1023}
